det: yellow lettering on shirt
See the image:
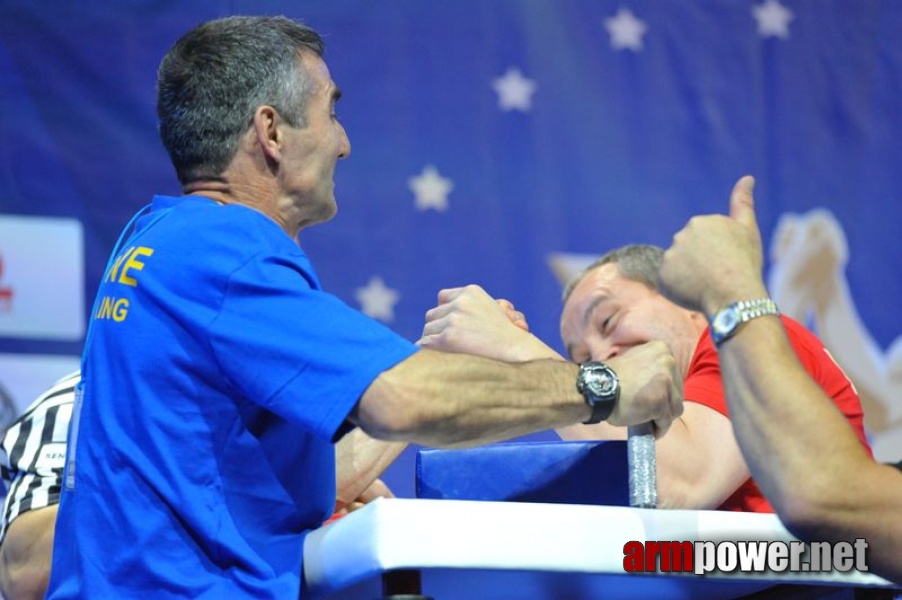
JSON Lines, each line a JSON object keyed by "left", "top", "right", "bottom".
{"left": 94, "top": 296, "right": 130, "bottom": 322}
{"left": 118, "top": 247, "right": 154, "bottom": 287}
{"left": 106, "top": 247, "right": 136, "bottom": 283}
{"left": 96, "top": 245, "right": 154, "bottom": 323}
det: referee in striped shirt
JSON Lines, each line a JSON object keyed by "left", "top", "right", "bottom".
{"left": 0, "top": 371, "right": 77, "bottom": 600}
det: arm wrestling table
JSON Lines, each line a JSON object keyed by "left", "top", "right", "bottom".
{"left": 303, "top": 498, "right": 899, "bottom": 600}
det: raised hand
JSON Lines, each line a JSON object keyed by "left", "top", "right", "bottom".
{"left": 659, "top": 176, "right": 768, "bottom": 316}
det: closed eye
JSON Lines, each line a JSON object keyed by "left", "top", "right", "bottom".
{"left": 598, "top": 310, "right": 617, "bottom": 336}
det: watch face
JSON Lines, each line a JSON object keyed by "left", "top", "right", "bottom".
{"left": 712, "top": 307, "right": 739, "bottom": 333}
{"left": 587, "top": 370, "right": 615, "bottom": 396}
{"left": 577, "top": 361, "right": 620, "bottom": 424}
{"left": 579, "top": 363, "right": 619, "bottom": 400}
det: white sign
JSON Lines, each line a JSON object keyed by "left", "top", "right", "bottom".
{"left": 0, "top": 353, "right": 80, "bottom": 426}
{"left": 0, "top": 214, "right": 84, "bottom": 340}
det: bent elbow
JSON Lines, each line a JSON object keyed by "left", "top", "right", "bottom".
{"left": 771, "top": 487, "right": 837, "bottom": 542}
{"left": 0, "top": 558, "right": 50, "bottom": 600}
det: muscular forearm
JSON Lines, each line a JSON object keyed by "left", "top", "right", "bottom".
{"left": 717, "top": 318, "right": 858, "bottom": 504}
{"left": 557, "top": 405, "right": 749, "bottom": 510}
{"left": 334, "top": 428, "right": 405, "bottom": 507}
{"left": 355, "top": 350, "right": 589, "bottom": 447}
{"left": 718, "top": 316, "right": 902, "bottom": 580}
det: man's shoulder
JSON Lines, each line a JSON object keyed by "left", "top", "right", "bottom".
{"left": 685, "top": 330, "right": 727, "bottom": 410}
{"left": 147, "top": 200, "right": 308, "bottom": 268}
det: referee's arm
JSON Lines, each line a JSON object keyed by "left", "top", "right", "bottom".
{"left": 0, "top": 505, "right": 57, "bottom": 600}
{"left": 0, "top": 370, "right": 78, "bottom": 600}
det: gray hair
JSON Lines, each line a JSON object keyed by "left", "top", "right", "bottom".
{"left": 561, "top": 244, "right": 664, "bottom": 304}
{"left": 156, "top": 16, "right": 325, "bottom": 185}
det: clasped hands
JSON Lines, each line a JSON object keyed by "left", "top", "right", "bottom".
{"left": 418, "top": 284, "right": 682, "bottom": 435}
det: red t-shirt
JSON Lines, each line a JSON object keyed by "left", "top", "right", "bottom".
{"left": 685, "top": 315, "right": 872, "bottom": 513}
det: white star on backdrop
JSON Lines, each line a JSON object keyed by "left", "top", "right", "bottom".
{"left": 408, "top": 165, "right": 454, "bottom": 212}
{"left": 546, "top": 252, "right": 598, "bottom": 288}
{"left": 492, "top": 67, "right": 538, "bottom": 112}
{"left": 355, "top": 276, "right": 400, "bottom": 323}
{"left": 604, "top": 7, "right": 648, "bottom": 52}
{"left": 753, "top": 0, "right": 794, "bottom": 39}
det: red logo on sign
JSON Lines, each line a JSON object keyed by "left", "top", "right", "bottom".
{"left": 0, "top": 253, "right": 13, "bottom": 312}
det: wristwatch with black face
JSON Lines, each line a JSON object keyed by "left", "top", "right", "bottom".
{"left": 576, "top": 361, "right": 620, "bottom": 424}
{"left": 710, "top": 298, "right": 779, "bottom": 346}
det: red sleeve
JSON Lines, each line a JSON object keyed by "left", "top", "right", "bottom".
{"left": 684, "top": 330, "right": 729, "bottom": 416}
{"left": 780, "top": 317, "right": 871, "bottom": 453}
{"left": 684, "top": 317, "right": 871, "bottom": 453}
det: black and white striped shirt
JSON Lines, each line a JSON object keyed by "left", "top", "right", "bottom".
{"left": 0, "top": 370, "right": 79, "bottom": 545}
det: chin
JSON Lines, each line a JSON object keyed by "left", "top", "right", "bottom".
{"left": 323, "top": 198, "right": 338, "bottom": 221}
{"left": 311, "top": 199, "right": 338, "bottom": 225}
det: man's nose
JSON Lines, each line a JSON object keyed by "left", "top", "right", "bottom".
{"left": 338, "top": 125, "right": 351, "bottom": 159}
{"left": 588, "top": 340, "right": 618, "bottom": 361}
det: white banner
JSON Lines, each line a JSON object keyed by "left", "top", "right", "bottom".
{"left": 0, "top": 353, "right": 80, "bottom": 428}
{"left": 0, "top": 214, "right": 84, "bottom": 340}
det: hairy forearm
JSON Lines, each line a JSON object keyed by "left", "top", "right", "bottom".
{"left": 334, "top": 428, "right": 406, "bottom": 507}
{"left": 718, "top": 318, "right": 859, "bottom": 503}
{"left": 355, "top": 349, "right": 588, "bottom": 448}
{"left": 717, "top": 319, "right": 900, "bottom": 541}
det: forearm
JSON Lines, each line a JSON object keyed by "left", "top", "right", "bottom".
{"left": 717, "top": 317, "right": 878, "bottom": 532}
{"left": 355, "top": 349, "right": 589, "bottom": 448}
{"left": 657, "top": 177, "right": 902, "bottom": 579}
{"left": 557, "top": 405, "right": 749, "bottom": 510}
{"left": 555, "top": 421, "right": 627, "bottom": 442}
{"left": 334, "top": 428, "right": 405, "bottom": 507}
{"left": 719, "top": 318, "right": 902, "bottom": 581}
{"left": 0, "top": 506, "right": 57, "bottom": 600}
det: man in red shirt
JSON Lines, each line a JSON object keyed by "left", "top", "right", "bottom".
{"left": 555, "top": 243, "right": 870, "bottom": 511}
{"left": 420, "top": 244, "right": 870, "bottom": 512}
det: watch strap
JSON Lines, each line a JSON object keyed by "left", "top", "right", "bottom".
{"left": 577, "top": 361, "right": 619, "bottom": 425}
{"left": 584, "top": 394, "right": 616, "bottom": 424}
{"left": 710, "top": 298, "right": 779, "bottom": 346}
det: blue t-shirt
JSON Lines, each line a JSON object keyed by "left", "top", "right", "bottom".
{"left": 46, "top": 196, "right": 418, "bottom": 599}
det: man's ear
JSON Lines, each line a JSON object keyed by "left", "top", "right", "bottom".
{"left": 251, "top": 105, "right": 282, "bottom": 161}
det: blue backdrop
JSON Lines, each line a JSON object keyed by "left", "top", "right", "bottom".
{"left": 2, "top": 0, "right": 901, "bottom": 496}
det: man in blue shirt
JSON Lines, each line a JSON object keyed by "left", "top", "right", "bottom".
{"left": 46, "top": 16, "right": 683, "bottom": 599}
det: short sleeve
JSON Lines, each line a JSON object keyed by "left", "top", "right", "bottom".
{"left": 208, "top": 254, "right": 417, "bottom": 442}
{"left": 0, "top": 374, "right": 76, "bottom": 545}
{"left": 683, "top": 330, "right": 729, "bottom": 417}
